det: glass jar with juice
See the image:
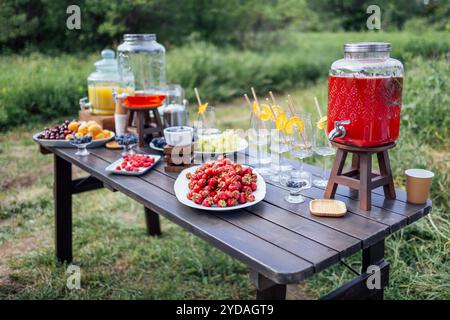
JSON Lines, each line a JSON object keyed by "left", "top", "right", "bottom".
{"left": 81, "top": 49, "right": 120, "bottom": 115}
{"left": 327, "top": 42, "right": 404, "bottom": 147}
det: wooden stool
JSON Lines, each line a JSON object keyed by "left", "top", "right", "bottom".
{"left": 324, "top": 142, "right": 396, "bottom": 211}
{"left": 124, "top": 107, "right": 164, "bottom": 148}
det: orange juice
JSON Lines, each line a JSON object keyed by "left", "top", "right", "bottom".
{"left": 88, "top": 85, "right": 118, "bottom": 115}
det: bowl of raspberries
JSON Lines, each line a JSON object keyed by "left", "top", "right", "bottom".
{"left": 174, "top": 156, "right": 266, "bottom": 210}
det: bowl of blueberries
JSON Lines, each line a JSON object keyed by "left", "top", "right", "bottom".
{"left": 69, "top": 136, "right": 93, "bottom": 156}
{"left": 115, "top": 133, "right": 138, "bottom": 156}
{"left": 150, "top": 137, "right": 167, "bottom": 151}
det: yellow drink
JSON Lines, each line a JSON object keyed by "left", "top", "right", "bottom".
{"left": 88, "top": 85, "right": 118, "bottom": 115}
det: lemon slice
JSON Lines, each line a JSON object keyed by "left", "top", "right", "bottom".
{"left": 198, "top": 103, "right": 208, "bottom": 114}
{"left": 252, "top": 101, "right": 260, "bottom": 115}
{"left": 285, "top": 116, "right": 304, "bottom": 135}
{"left": 259, "top": 104, "right": 272, "bottom": 121}
{"left": 316, "top": 116, "right": 327, "bottom": 130}
{"left": 275, "top": 112, "right": 288, "bottom": 131}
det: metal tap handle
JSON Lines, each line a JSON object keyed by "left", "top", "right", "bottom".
{"left": 335, "top": 120, "right": 350, "bottom": 126}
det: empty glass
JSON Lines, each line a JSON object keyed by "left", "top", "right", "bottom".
{"left": 290, "top": 113, "right": 314, "bottom": 171}
{"left": 313, "top": 116, "right": 336, "bottom": 187}
{"left": 248, "top": 111, "right": 272, "bottom": 175}
{"left": 269, "top": 125, "right": 291, "bottom": 183}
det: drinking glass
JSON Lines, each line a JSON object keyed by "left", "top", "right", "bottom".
{"left": 280, "top": 113, "right": 313, "bottom": 203}
{"left": 195, "top": 106, "right": 220, "bottom": 139}
{"left": 290, "top": 113, "right": 314, "bottom": 172}
{"left": 312, "top": 117, "right": 336, "bottom": 187}
{"left": 269, "top": 125, "right": 291, "bottom": 183}
{"left": 248, "top": 112, "right": 272, "bottom": 175}
{"left": 282, "top": 168, "right": 312, "bottom": 204}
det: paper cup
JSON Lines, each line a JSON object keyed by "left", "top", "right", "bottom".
{"left": 405, "top": 169, "right": 434, "bottom": 204}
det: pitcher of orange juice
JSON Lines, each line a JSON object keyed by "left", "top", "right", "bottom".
{"left": 80, "top": 49, "right": 120, "bottom": 115}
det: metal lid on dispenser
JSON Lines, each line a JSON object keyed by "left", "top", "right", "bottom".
{"left": 344, "top": 42, "right": 391, "bottom": 53}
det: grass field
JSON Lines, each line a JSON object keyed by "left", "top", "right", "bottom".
{"left": 1, "top": 54, "right": 449, "bottom": 299}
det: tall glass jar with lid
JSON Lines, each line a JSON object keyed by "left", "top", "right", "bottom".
{"left": 327, "top": 42, "right": 404, "bottom": 147}
{"left": 117, "top": 34, "right": 167, "bottom": 108}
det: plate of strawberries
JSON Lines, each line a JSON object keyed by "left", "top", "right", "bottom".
{"left": 106, "top": 154, "right": 161, "bottom": 176}
{"left": 174, "top": 156, "right": 266, "bottom": 210}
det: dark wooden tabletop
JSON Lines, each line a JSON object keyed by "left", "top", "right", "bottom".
{"left": 47, "top": 145, "right": 432, "bottom": 285}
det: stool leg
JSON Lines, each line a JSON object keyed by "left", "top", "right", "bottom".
{"left": 359, "top": 153, "right": 372, "bottom": 211}
{"left": 135, "top": 111, "right": 146, "bottom": 148}
{"left": 377, "top": 151, "right": 396, "bottom": 200}
{"left": 324, "top": 149, "right": 347, "bottom": 199}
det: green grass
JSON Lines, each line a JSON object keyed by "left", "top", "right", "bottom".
{"left": 0, "top": 36, "right": 449, "bottom": 299}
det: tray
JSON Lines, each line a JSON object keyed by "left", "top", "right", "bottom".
{"left": 105, "top": 154, "right": 161, "bottom": 176}
{"left": 33, "top": 131, "right": 115, "bottom": 148}
{"left": 309, "top": 199, "right": 347, "bottom": 217}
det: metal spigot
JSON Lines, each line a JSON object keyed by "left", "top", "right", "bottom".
{"left": 328, "top": 120, "right": 350, "bottom": 141}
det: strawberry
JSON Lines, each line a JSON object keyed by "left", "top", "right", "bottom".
{"left": 201, "top": 197, "right": 214, "bottom": 207}
{"left": 231, "top": 190, "right": 240, "bottom": 200}
{"left": 192, "top": 185, "right": 201, "bottom": 193}
{"left": 115, "top": 166, "right": 121, "bottom": 171}
{"left": 187, "top": 191, "right": 194, "bottom": 200}
{"left": 198, "top": 178, "right": 207, "bottom": 187}
{"left": 218, "top": 192, "right": 229, "bottom": 200}
{"left": 246, "top": 194, "right": 256, "bottom": 202}
{"left": 200, "top": 190, "right": 210, "bottom": 198}
{"left": 217, "top": 199, "right": 227, "bottom": 208}
{"left": 242, "top": 186, "right": 252, "bottom": 195}
{"left": 251, "top": 174, "right": 258, "bottom": 182}
{"left": 242, "top": 174, "right": 252, "bottom": 186}
{"left": 250, "top": 181, "right": 258, "bottom": 191}
{"left": 186, "top": 172, "right": 192, "bottom": 179}
{"left": 238, "top": 193, "right": 247, "bottom": 204}
{"left": 226, "top": 198, "right": 238, "bottom": 207}
{"left": 208, "top": 177, "right": 218, "bottom": 188}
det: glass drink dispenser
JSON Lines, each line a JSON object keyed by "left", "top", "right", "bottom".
{"left": 80, "top": 49, "right": 120, "bottom": 115}
{"left": 117, "top": 34, "right": 167, "bottom": 108}
{"left": 327, "top": 42, "right": 404, "bottom": 147}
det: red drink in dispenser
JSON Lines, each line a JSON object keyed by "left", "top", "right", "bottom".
{"left": 124, "top": 94, "right": 166, "bottom": 108}
{"left": 327, "top": 42, "right": 404, "bottom": 147}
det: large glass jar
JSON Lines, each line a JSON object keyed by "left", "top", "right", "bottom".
{"left": 327, "top": 42, "right": 404, "bottom": 147}
{"left": 82, "top": 49, "right": 120, "bottom": 115}
{"left": 117, "top": 34, "right": 166, "bottom": 108}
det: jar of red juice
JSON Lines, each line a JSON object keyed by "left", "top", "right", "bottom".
{"left": 327, "top": 42, "right": 404, "bottom": 147}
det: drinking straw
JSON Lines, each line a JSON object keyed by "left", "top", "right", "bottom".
{"left": 194, "top": 87, "right": 207, "bottom": 124}
{"left": 314, "top": 96, "right": 332, "bottom": 148}
{"left": 251, "top": 87, "right": 276, "bottom": 120}
{"left": 245, "top": 93, "right": 267, "bottom": 131}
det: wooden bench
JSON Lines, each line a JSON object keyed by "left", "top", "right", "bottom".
{"left": 38, "top": 144, "right": 432, "bottom": 300}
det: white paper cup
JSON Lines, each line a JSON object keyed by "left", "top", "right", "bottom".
{"left": 405, "top": 169, "right": 434, "bottom": 204}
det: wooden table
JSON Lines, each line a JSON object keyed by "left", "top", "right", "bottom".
{"left": 37, "top": 144, "right": 432, "bottom": 300}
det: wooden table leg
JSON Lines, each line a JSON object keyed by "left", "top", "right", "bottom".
{"left": 145, "top": 207, "right": 161, "bottom": 236}
{"left": 358, "top": 152, "right": 372, "bottom": 211}
{"left": 54, "top": 154, "right": 73, "bottom": 264}
{"left": 250, "top": 270, "right": 286, "bottom": 300}
{"left": 362, "top": 239, "right": 387, "bottom": 300}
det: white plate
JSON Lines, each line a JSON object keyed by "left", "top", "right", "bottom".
{"left": 174, "top": 165, "right": 266, "bottom": 211}
{"left": 105, "top": 154, "right": 161, "bottom": 176}
{"left": 149, "top": 141, "right": 165, "bottom": 152}
{"left": 33, "top": 131, "right": 115, "bottom": 148}
{"left": 194, "top": 138, "right": 248, "bottom": 156}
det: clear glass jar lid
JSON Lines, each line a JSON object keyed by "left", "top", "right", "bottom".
{"left": 344, "top": 42, "right": 391, "bottom": 53}
{"left": 94, "top": 49, "right": 118, "bottom": 70}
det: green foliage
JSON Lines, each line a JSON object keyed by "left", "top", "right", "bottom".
{"left": 1, "top": 0, "right": 449, "bottom": 52}
{"left": 401, "top": 58, "right": 450, "bottom": 148}
{"left": 1, "top": 32, "right": 449, "bottom": 130}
